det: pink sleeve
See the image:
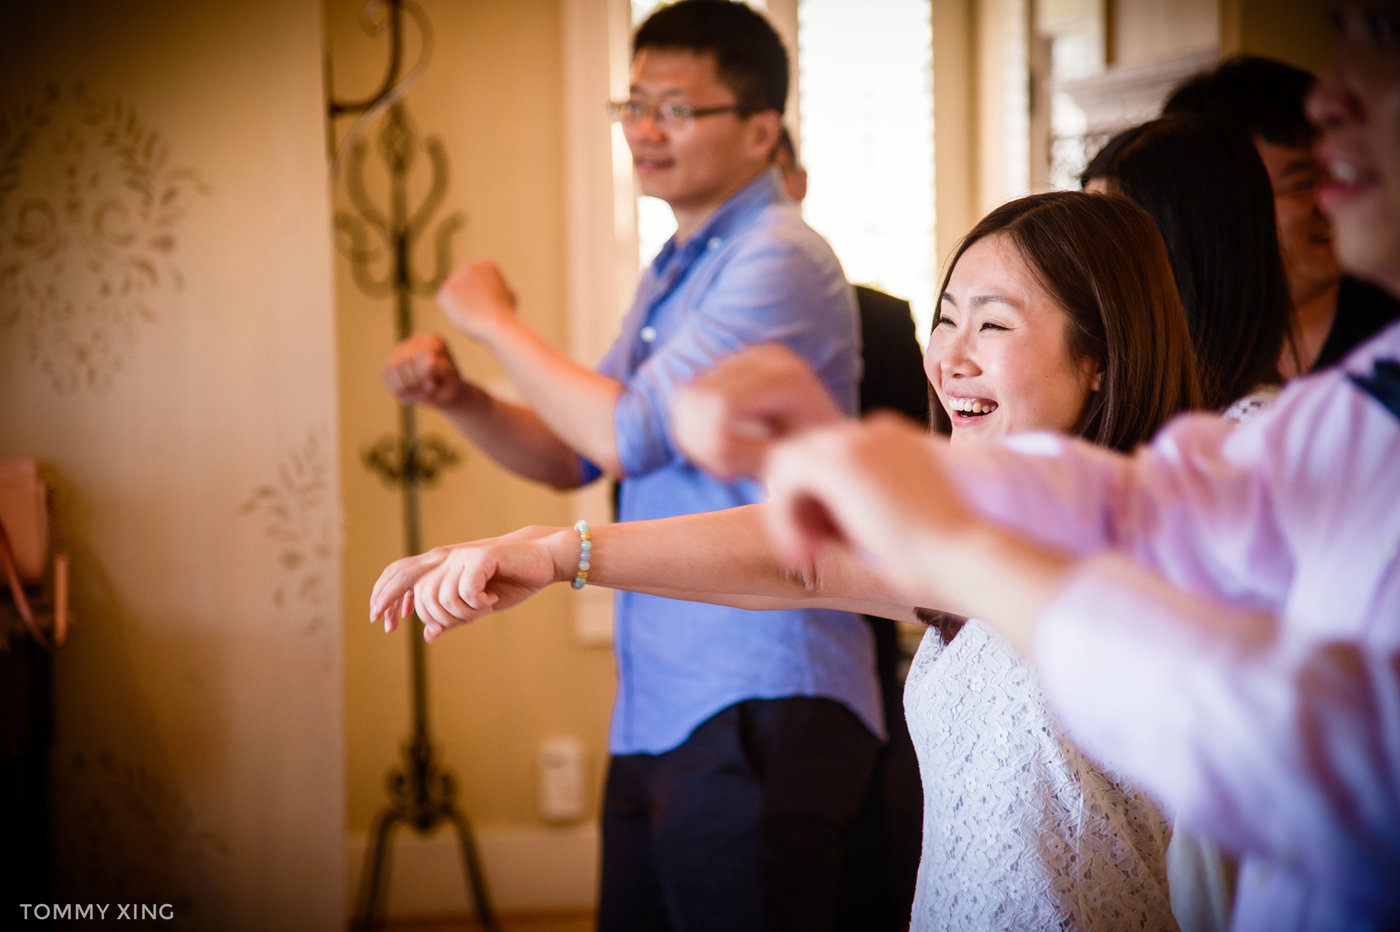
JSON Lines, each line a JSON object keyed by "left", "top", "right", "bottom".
{"left": 1033, "top": 555, "right": 1400, "bottom": 911}
{"left": 969, "top": 339, "right": 1400, "bottom": 913}
{"left": 944, "top": 411, "right": 1294, "bottom": 609}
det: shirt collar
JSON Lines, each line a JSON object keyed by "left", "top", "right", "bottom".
{"left": 652, "top": 169, "right": 784, "bottom": 275}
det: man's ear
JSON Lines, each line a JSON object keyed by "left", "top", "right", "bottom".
{"left": 748, "top": 110, "right": 782, "bottom": 159}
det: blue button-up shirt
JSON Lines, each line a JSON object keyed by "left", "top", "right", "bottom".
{"left": 591, "top": 170, "right": 884, "bottom": 754}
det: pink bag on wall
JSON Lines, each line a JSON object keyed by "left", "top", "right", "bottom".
{"left": 0, "top": 458, "right": 68, "bottom": 648}
{"left": 0, "top": 458, "right": 49, "bottom": 582}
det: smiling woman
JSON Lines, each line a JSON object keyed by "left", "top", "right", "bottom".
{"left": 927, "top": 191, "right": 1201, "bottom": 452}
{"left": 931, "top": 234, "right": 1103, "bottom": 439}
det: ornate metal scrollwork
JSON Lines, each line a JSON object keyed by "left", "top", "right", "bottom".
{"left": 328, "top": 6, "right": 497, "bottom": 930}
{"left": 325, "top": 0, "right": 435, "bottom": 174}
{"left": 361, "top": 433, "right": 460, "bottom": 488}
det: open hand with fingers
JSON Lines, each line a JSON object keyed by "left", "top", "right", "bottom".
{"left": 672, "top": 343, "right": 847, "bottom": 480}
{"left": 369, "top": 526, "right": 569, "bottom": 642}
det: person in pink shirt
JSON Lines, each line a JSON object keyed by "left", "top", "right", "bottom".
{"left": 681, "top": 3, "right": 1399, "bottom": 928}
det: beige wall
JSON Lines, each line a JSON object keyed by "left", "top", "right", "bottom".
{"left": 1110, "top": 0, "right": 1219, "bottom": 66}
{"left": 330, "top": 0, "right": 617, "bottom": 915}
{"left": 933, "top": 0, "right": 979, "bottom": 274}
{"left": 1111, "top": 0, "right": 1332, "bottom": 79}
{"left": 974, "top": 0, "right": 1032, "bottom": 214}
{"left": 0, "top": 0, "right": 344, "bottom": 927}
{"left": 1223, "top": 0, "right": 1335, "bottom": 73}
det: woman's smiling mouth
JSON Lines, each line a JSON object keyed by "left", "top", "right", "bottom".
{"left": 947, "top": 396, "right": 998, "bottom": 417}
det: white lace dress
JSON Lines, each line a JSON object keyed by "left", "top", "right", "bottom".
{"left": 904, "top": 620, "right": 1178, "bottom": 931}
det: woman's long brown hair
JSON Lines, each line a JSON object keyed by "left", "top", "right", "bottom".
{"left": 920, "top": 191, "right": 1202, "bottom": 642}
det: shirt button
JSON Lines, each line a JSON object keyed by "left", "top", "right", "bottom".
{"left": 640, "top": 326, "right": 657, "bottom": 343}
{"left": 707, "top": 236, "right": 722, "bottom": 250}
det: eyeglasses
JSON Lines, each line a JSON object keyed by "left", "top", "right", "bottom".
{"left": 608, "top": 99, "right": 761, "bottom": 132}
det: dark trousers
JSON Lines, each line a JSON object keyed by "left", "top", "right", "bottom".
{"left": 597, "top": 697, "right": 880, "bottom": 932}
{"left": 838, "top": 618, "right": 922, "bottom": 930}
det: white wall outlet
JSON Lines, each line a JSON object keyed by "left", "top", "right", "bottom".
{"left": 538, "top": 736, "right": 587, "bottom": 823}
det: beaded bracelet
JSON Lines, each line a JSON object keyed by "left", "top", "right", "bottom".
{"left": 571, "top": 519, "right": 592, "bottom": 590}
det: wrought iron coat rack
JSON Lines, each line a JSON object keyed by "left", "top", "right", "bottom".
{"left": 327, "top": 3, "right": 499, "bottom": 929}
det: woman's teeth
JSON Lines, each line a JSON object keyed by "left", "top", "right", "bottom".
{"left": 950, "top": 397, "right": 997, "bottom": 416}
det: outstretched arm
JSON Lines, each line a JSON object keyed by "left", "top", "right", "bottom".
{"left": 369, "top": 504, "right": 916, "bottom": 642}
{"left": 383, "top": 333, "right": 588, "bottom": 489}
{"left": 436, "top": 261, "right": 626, "bottom": 476}
{"left": 760, "top": 414, "right": 1072, "bottom": 654}
{"left": 370, "top": 525, "right": 563, "bottom": 641}
{"left": 585, "top": 507, "right": 916, "bottom": 617}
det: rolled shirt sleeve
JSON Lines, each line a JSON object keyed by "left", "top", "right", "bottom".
{"left": 617, "top": 242, "right": 855, "bottom": 476}
{"left": 602, "top": 197, "right": 859, "bottom": 480}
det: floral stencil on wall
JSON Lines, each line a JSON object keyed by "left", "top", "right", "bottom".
{"left": 51, "top": 747, "right": 230, "bottom": 915}
{"left": 0, "top": 84, "right": 209, "bottom": 392}
{"left": 239, "top": 430, "right": 338, "bottom": 664}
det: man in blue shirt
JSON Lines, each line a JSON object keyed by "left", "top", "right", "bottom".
{"left": 382, "top": 2, "right": 883, "bottom": 928}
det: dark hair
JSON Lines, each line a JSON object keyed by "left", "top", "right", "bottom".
{"left": 1162, "top": 55, "right": 1318, "bottom": 148}
{"left": 634, "top": 0, "right": 789, "bottom": 113}
{"left": 1082, "top": 116, "right": 1290, "bottom": 409}
{"left": 921, "top": 192, "right": 1202, "bottom": 644}
{"left": 930, "top": 191, "right": 1202, "bottom": 453}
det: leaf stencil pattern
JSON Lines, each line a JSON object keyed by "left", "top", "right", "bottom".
{"left": 240, "top": 430, "right": 338, "bottom": 653}
{"left": 0, "top": 84, "right": 209, "bottom": 392}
